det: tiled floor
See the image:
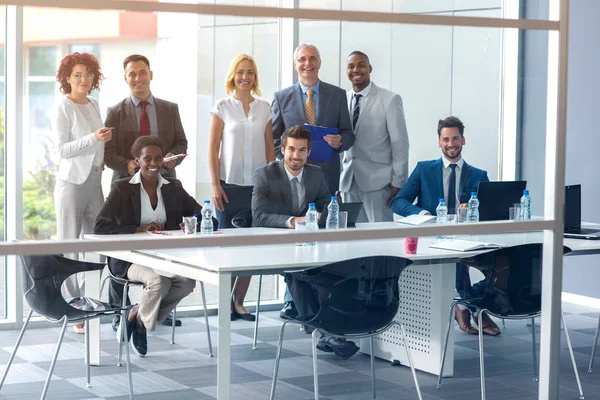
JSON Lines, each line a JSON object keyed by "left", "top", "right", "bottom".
{"left": 1, "top": 302, "right": 600, "bottom": 399}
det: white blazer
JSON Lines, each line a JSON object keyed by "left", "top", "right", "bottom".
{"left": 52, "top": 97, "right": 103, "bottom": 184}
{"left": 340, "top": 82, "right": 409, "bottom": 193}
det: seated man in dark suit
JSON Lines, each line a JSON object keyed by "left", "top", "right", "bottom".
{"left": 392, "top": 116, "right": 501, "bottom": 336}
{"left": 252, "top": 125, "right": 360, "bottom": 359}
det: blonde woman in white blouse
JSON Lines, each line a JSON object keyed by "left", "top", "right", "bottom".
{"left": 52, "top": 53, "right": 112, "bottom": 333}
{"left": 208, "top": 53, "right": 276, "bottom": 321}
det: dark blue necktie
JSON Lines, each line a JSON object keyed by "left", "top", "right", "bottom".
{"left": 448, "top": 164, "right": 457, "bottom": 214}
{"left": 352, "top": 93, "right": 362, "bottom": 129}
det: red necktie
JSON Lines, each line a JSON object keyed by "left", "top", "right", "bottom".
{"left": 139, "top": 101, "right": 150, "bottom": 136}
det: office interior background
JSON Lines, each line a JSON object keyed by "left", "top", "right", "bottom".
{"left": 0, "top": 0, "right": 595, "bottom": 334}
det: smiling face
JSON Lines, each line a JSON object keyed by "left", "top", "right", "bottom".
{"left": 346, "top": 53, "right": 372, "bottom": 91}
{"left": 136, "top": 144, "right": 164, "bottom": 180}
{"left": 438, "top": 127, "right": 465, "bottom": 162}
{"left": 67, "top": 64, "right": 94, "bottom": 96}
{"left": 294, "top": 46, "right": 321, "bottom": 87}
{"left": 282, "top": 137, "right": 310, "bottom": 174}
{"left": 125, "top": 60, "right": 153, "bottom": 100}
{"left": 234, "top": 59, "right": 256, "bottom": 93}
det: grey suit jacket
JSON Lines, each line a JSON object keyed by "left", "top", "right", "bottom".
{"left": 251, "top": 160, "right": 330, "bottom": 228}
{"left": 104, "top": 96, "right": 188, "bottom": 181}
{"left": 340, "top": 83, "right": 409, "bottom": 193}
{"left": 271, "top": 81, "right": 355, "bottom": 193}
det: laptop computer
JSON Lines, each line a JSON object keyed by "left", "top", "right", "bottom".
{"left": 476, "top": 181, "right": 527, "bottom": 221}
{"left": 318, "top": 202, "right": 363, "bottom": 228}
{"left": 564, "top": 184, "right": 600, "bottom": 239}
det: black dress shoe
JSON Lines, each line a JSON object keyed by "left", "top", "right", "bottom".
{"left": 280, "top": 301, "right": 298, "bottom": 320}
{"left": 161, "top": 315, "right": 182, "bottom": 327}
{"left": 231, "top": 311, "right": 257, "bottom": 321}
{"left": 116, "top": 318, "right": 135, "bottom": 344}
{"left": 131, "top": 326, "right": 148, "bottom": 357}
{"left": 317, "top": 334, "right": 359, "bottom": 360}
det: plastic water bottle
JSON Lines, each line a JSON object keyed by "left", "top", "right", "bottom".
{"left": 305, "top": 203, "right": 319, "bottom": 246}
{"left": 466, "top": 192, "right": 480, "bottom": 222}
{"left": 325, "top": 196, "right": 339, "bottom": 229}
{"left": 436, "top": 199, "right": 448, "bottom": 240}
{"left": 200, "top": 200, "right": 214, "bottom": 234}
{"left": 520, "top": 190, "right": 531, "bottom": 220}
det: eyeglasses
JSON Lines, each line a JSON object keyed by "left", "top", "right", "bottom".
{"left": 71, "top": 73, "right": 95, "bottom": 80}
{"left": 296, "top": 56, "right": 319, "bottom": 63}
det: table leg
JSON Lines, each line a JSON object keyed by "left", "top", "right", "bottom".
{"left": 84, "top": 267, "right": 101, "bottom": 366}
{"left": 217, "top": 272, "right": 232, "bottom": 400}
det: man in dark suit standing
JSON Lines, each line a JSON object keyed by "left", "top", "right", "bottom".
{"left": 252, "top": 125, "right": 359, "bottom": 359}
{"left": 392, "top": 116, "right": 501, "bottom": 337}
{"left": 272, "top": 43, "right": 355, "bottom": 195}
{"left": 104, "top": 54, "right": 188, "bottom": 328}
{"left": 104, "top": 54, "right": 188, "bottom": 181}
{"left": 272, "top": 44, "right": 355, "bottom": 319}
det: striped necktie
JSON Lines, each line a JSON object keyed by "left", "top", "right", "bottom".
{"left": 352, "top": 93, "right": 362, "bottom": 129}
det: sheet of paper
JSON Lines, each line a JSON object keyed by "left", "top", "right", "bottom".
{"left": 395, "top": 214, "right": 436, "bottom": 225}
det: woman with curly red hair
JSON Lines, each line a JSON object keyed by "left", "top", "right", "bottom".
{"left": 52, "top": 52, "right": 112, "bottom": 333}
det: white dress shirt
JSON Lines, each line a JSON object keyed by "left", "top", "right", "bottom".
{"left": 211, "top": 95, "right": 274, "bottom": 186}
{"left": 284, "top": 167, "right": 305, "bottom": 228}
{"left": 129, "top": 170, "right": 169, "bottom": 226}
{"left": 442, "top": 157, "right": 464, "bottom": 207}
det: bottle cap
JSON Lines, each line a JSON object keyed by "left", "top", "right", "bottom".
{"left": 524, "top": 190, "right": 529, "bottom": 195}
{"left": 308, "top": 202, "right": 315, "bottom": 207}
{"left": 439, "top": 199, "right": 445, "bottom": 203}
{"left": 204, "top": 200, "right": 210, "bottom": 204}
{"left": 331, "top": 196, "right": 337, "bottom": 200}
{"left": 471, "top": 192, "right": 477, "bottom": 197}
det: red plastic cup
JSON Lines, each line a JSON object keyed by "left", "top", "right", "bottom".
{"left": 404, "top": 237, "right": 419, "bottom": 254}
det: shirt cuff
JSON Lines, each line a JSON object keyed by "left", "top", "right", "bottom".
{"left": 418, "top": 210, "right": 429, "bottom": 215}
{"left": 285, "top": 217, "right": 294, "bottom": 229}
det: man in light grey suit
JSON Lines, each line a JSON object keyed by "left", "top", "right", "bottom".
{"left": 252, "top": 125, "right": 360, "bottom": 359}
{"left": 104, "top": 54, "right": 187, "bottom": 329}
{"left": 272, "top": 43, "right": 355, "bottom": 195}
{"left": 340, "top": 51, "right": 409, "bottom": 222}
{"left": 104, "top": 54, "right": 188, "bottom": 181}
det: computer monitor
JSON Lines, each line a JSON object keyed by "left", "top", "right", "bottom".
{"left": 565, "top": 184, "right": 582, "bottom": 231}
{"left": 476, "top": 181, "right": 527, "bottom": 221}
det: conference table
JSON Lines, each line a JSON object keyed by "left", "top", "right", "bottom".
{"left": 84, "top": 222, "right": 598, "bottom": 400}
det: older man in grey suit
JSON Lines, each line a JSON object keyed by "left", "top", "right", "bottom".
{"left": 272, "top": 43, "right": 355, "bottom": 195}
{"left": 252, "top": 125, "right": 360, "bottom": 359}
{"left": 104, "top": 54, "right": 188, "bottom": 329}
{"left": 104, "top": 54, "right": 188, "bottom": 181}
{"left": 340, "top": 51, "right": 409, "bottom": 222}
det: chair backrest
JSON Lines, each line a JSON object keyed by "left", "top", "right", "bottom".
{"left": 20, "top": 254, "right": 105, "bottom": 320}
{"left": 231, "top": 209, "right": 252, "bottom": 228}
{"left": 458, "top": 243, "right": 571, "bottom": 317}
{"left": 296, "top": 255, "right": 413, "bottom": 335}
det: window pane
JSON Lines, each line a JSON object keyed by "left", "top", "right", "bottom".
{"left": 29, "top": 46, "right": 56, "bottom": 76}
{"left": 69, "top": 43, "right": 100, "bottom": 57}
{"left": 0, "top": 6, "right": 6, "bottom": 318}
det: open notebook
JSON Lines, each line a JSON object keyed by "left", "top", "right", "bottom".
{"left": 395, "top": 214, "right": 436, "bottom": 225}
{"left": 429, "top": 239, "right": 502, "bottom": 252}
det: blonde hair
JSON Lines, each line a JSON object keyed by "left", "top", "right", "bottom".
{"left": 224, "top": 53, "right": 261, "bottom": 96}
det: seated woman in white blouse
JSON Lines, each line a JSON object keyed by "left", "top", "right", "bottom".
{"left": 94, "top": 136, "right": 214, "bottom": 356}
{"left": 208, "top": 53, "right": 276, "bottom": 322}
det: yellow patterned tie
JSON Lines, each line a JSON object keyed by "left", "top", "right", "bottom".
{"left": 304, "top": 87, "right": 316, "bottom": 125}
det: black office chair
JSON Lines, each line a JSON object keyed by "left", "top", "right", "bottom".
{"left": 99, "top": 267, "right": 214, "bottom": 361}
{"left": 231, "top": 209, "right": 263, "bottom": 350}
{"left": 270, "top": 255, "right": 422, "bottom": 400}
{"left": 437, "top": 244, "right": 584, "bottom": 400}
{"left": 0, "top": 255, "right": 134, "bottom": 400}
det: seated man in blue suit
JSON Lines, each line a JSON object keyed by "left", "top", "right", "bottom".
{"left": 392, "top": 116, "right": 501, "bottom": 336}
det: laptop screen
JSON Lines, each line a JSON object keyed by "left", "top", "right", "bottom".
{"left": 476, "top": 181, "right": 527, "bottom": 221}
{"left": 564, "top": 184, "right": 582, "bottom": 232}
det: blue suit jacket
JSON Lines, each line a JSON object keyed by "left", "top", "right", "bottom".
{"left": 391, "top": 158, "right": 489, "bottom": 216}
{"left": 272, "top": 81, "right": 355, "bottom": 193}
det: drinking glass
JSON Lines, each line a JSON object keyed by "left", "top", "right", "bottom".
{"left": 182, "top": 216, "right": 197, "bottom": 234}
{"left": 404, "top": 237, "right": 419, "bottom": 254}
{"left": 295, "top": 220, "right": 307, "bottom": 246}
{"left": 509, "top": 206, "right": 521, "bottom": 220}
{"left": 457, "top": 207, "right": 468, "bottom": 223}
{"left": 338, "top": 211, "right": 348, "bottom": 229}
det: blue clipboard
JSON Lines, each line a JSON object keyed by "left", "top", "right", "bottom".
{"left": 304, "top": 124, "right": 338, "bottom": 163}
